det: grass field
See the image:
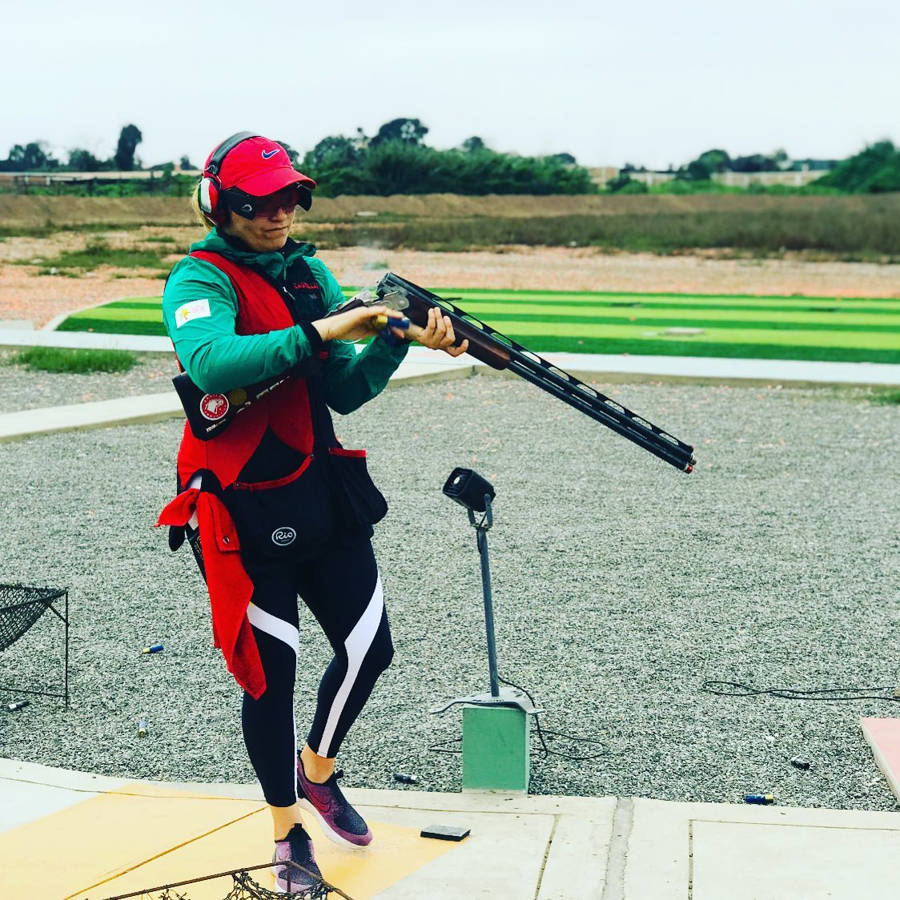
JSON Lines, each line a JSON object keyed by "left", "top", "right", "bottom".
{"left": 3, "top": 193, "right": 899, "bottom": 257}
{"left": 55, "top": 289, "right": 900, "bottom": 363}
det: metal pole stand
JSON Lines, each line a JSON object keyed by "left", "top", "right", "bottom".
{"left": 432, "top": 494, "right": 539, "bottom": 793}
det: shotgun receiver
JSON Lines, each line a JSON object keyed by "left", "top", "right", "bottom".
{"left": 373, "top": 273, "right": 695, "bottom": 473}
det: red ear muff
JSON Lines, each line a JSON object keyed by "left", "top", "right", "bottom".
{"left": 198, "top": 176, "right": 224, "bottom": 222}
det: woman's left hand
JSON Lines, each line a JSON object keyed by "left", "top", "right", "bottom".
{"left": 395, "top": 307, "right": 469, "bottom": 358}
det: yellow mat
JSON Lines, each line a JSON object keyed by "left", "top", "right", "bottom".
{"left": 0, "top": 783, "right": 456, "bottom": 899}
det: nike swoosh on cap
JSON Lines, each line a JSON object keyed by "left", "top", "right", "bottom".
{"left": 261, "top": 149, "right": 279, "bottom": 159}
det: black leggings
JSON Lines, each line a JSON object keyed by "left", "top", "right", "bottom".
{"left": 240, "top": 535, "right": 393, "bottom": 807}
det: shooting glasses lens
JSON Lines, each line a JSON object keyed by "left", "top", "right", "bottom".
{"left": 226, "top": 185, "right": 310, "bottom": 220}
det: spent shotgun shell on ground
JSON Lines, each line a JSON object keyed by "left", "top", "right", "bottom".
{"left": 744, "top": 793, "right": 775, "bottom": 805}
{"left": 137, "top": 718, "right": 149, "bottom": 737}
{"left": 142, "top": 643, "right": 164, "bottom": 654}
{"left": 393, "top": 772, "right": 419, "bottom": 785}
{"left": 790, "top": 757, "right": 811, "bottom": 770}
{"left": 7, "top": 700, "right": 29, "bottom": 712}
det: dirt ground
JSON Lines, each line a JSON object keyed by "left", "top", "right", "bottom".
{"left": 1, "top": 229, "right": 899, "bottom": 328}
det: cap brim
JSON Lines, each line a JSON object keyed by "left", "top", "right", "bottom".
{"left": 234, "top": 166, "right": 317, "bottom": 197}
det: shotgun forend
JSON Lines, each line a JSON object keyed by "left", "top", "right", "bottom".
{"left": 375, "top": 272, "right": 696, "bottom": 473}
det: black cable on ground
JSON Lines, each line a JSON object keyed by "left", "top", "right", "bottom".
{"left": 703, "top": 679, "right": 900, "bottom": 703}
{"left": 497, "top": 674, "right": 608, "bottom": 761}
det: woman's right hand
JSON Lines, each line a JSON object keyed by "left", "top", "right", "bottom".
{"left": 312, "top": 305, "right": 401, "bottom": 343}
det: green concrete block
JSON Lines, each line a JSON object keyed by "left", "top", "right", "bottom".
{"left": 462, "top": 704, "right": 530, "bottom": 792}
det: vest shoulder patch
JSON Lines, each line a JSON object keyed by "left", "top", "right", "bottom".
{"left": 175, "top": 298, "right": 212, "bottom": 328}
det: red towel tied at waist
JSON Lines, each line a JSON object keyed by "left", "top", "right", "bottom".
{"left": 156, "top": 489, "right": 265, "bottom": 700}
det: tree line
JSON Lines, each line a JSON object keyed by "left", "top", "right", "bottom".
{"left": 607, "top": 143, "right": 900, "bottom": 194}
{"left": 0, "top": 125, "right": 152, "bottom": 173}
{"left": 3, "top": 119, "right": 899, "bottom": 196}
{"left": 0, "top": 118, "right": 594, "bottom": 196}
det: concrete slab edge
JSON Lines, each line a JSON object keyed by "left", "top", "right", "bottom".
{"left": 600, "top": 796, "right": 634, "bottom": 900}
{"left": 860, "top": 718, "right": 900, "bottom": 805}
{"left": 0, "top": 757, "right": 128, "bottom": 794}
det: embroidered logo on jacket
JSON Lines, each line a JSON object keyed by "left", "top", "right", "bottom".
{"left": 272, "top": 527, "right": 296, "bottom": 546}
{"left": 200, "top": 393, "right": 229, "bottom": 421}
{"left": 175, "top": 298, "right": 211, "bottom": 328}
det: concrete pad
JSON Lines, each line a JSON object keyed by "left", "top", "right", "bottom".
{"left": 624, "top": 797, "right": 900, "bottom": 900}
{"left": 535, "top": 806, "right": 612, "bottom": 900}
{"left": 0, "top": 763, "right": 615, "bottom": 900}
{"left": 0, "top": 782, "right": 264, "bottom": 899}
{"left": 0, "top": 758, "right": 128, "bottom": 834}
{"left": 69, "top": 799, "right": 453, "bottom": 900}
{"left": 861, "top": 717, "right": 900, "bottom": 803}
{"left": 0, "top": 319, "right": 34, "bottom": 330}
{"left": 692, "top": 818, "right": 900, "bottom": 900}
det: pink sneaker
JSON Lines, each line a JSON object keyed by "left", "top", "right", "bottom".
{"left": 296, "top": 758, "right": 373, "bottom": 848}
{"left": 272, "top": 823, "right": 324, "bottom": 896}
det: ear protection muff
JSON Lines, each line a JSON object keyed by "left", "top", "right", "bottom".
{"left": 198, "top": 131, "right": 257, "bottom": 223}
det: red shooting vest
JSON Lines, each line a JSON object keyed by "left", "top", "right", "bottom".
{"left": 175, "top": 249, "right": 317, "bottom": 491}
{"left": 157, "top": 250, "right": 322, "bottom": 699}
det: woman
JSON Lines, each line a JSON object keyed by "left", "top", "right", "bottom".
{"left": 157, "top": 132, "right": 467, "bottom": 894}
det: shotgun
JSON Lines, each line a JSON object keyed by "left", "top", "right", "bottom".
{"left": 174, "top": 273, "right": 696, "bottom": 473}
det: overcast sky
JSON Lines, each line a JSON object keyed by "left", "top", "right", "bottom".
{"left": 3, "top": 0, "right": 898, "bottom": 170}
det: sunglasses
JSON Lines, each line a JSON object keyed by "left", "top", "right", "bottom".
{"left": 225, "top": 186, "right": 310, "bottom": 220}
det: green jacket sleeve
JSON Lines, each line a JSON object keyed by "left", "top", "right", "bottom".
{"left": 162, "top": 257, "right": 317, "bottom": 393}
{"left": 306, "top": 257, "right": 410, "bottom": 415}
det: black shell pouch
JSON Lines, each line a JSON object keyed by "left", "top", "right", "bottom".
{"left": 325, "top": 447, "right": 388, "bottom": 531}
{"left": 223, "top": 455, "right": 336, "bottom": 560}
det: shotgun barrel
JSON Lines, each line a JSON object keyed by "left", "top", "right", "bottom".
{"left": 376, "top": 272, "right": 696, "bottom": 473}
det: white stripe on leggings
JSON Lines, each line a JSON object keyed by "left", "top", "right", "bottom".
{"left": 316, "top": 574, "right": 384, "bottom": 756}
{"left": 246, "top": 603, "right": 300, "bottom": 656}
{"left": 245, "top": 602, "right": 300, "bottom": 802}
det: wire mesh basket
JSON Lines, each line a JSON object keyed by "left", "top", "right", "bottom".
{"left": 0, "top": 582, "right": 69, "bottom": 705}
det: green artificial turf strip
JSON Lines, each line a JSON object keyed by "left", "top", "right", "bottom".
{"left": 56, "top": 318, "right": 168, "bottom": 337}
{"left": 431, "top": 287, "right": 900, "bottom": 303}
{"left": 74, "top": 296, "right": 899, "bottom": 330}
{"left": 55, "top": 288, "right": 900, "bottom": 363}
{"left": 449, "top": 296, "right": 900, "bottom": 315}
{"left": 54, "top": 317, "right": 900, "bottom": 362}
{"left": 499, "top": 337, "right": 900, "bottom": 363}
{"left": 455, "top": 303, "right": 898, "bottom": 328}
{"left": 460, "top": 312, "right": 900, "bottom": 334}
{"left": 64, "top": 306, "right": 893, "bottom": 346}
{"left": 484, "top": 319, "right": 896, "bottom": 349}
{"left": 65, "top": 303, "right": 899, "bottom": 334}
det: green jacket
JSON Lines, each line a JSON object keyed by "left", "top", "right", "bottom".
{"left": 162, "top": 229, "right": 408, "bottom": 415}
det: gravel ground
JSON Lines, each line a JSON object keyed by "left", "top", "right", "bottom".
{"left": 0, "top": 350, "right": 175, "bottom": 412}
{"left": 0, "top": 374, "right": 897, "bottom": 812}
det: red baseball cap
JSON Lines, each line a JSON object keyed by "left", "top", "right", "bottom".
{"left": 205, "top": 135, "right": 317, "bottom": 197}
